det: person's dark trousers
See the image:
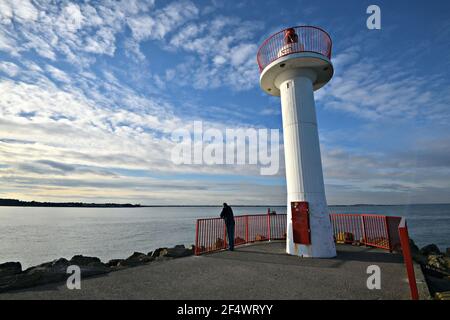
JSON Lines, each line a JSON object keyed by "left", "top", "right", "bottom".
{"left": 226, "top": 221, "right": 235, "bottom": 251}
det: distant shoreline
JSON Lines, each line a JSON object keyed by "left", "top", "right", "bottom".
{"left": 0, "top": 198, "right": 141, "bottom": 208}
{"left": 1, "top": 198, "right": 449, "bottom": 208}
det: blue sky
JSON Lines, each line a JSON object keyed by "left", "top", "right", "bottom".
{"left": 0, "top": 0, "right": 449, "bottom": 205}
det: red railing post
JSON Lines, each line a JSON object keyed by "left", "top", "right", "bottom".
{"left": 223, "top": 221, "right": 227, "bottom": 249}
{"left": 384, "top": 216, "right": 392, "bottom": 252}
{"left": 267, "top": 214, "right": 271, "bottom": 241}
{"left": 245, "top": 215, "right": 249, "bottom": 243}
{"left": 361, "top": 215, "right": 367, "bottom": 245}
{"left": 398, "top": 218, "right": 419, "bottom": 300}
{"left": 195, "top": 219, "right": 200, "bottom": 255}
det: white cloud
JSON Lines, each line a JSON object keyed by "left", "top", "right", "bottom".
{"left": 0, "top": 0, "right": 157, "bottom": 65}
{"left": 162, "top": 16, "right": 264, "bottom": 90}
{"left": 0, "top": 61, "right": 20, "bottom": 77}
{"left": 45, "top": 65, "right": 71, "bottom": 83}
{"left": 317, "top": 48, "right": 450, "bottom": 123}
{"left": 0, "top": 50, "right": 278, "bottom": 203}
{"left": 0, "top": 0, "right": 38, "bottom": 24}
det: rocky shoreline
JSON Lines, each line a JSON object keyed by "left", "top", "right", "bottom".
{"left": 0, "top": 244, "right": 195, "bottom": 293}
{"left": 409, "top": 240, "right": 450, "bottom": 299}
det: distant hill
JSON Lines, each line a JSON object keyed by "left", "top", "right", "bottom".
{"left": 0, "top": 198, "right": 141, "bottom": 208}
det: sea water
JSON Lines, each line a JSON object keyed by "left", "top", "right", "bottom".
{"left": 0, "top": 204, "right": 448, "bottom": 268}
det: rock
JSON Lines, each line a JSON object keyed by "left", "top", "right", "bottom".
{"left": 158, "top": 247, "right": 193, "bottom": 258}
{"left": 427, "top": 254, "right": 450, "bottom": 273}
{"left": 409, "top": 239, "right": 420, "bottom": 255}
{"left": 25, "top": 258, "right": 70, "bottom": 274}
{"left": 107, "top": 259, "right": 124, "bottom": 267}
{"left": 151, "top": 248, "right": 168, "bottom": 258}
{"left": 446, "top": 247, "right": 450, "bottom": 257}
{"left": 1, "top": 254, "right": 112, "bottom": 293}
{"left": 408, "top": 239, "right": 427, "bottom": 263}
{"left": 0, "top": 262, "right": 22, "bottom": 277}
{"left": 420, "top": 244, "right": 441, "bottom": 256}
{"left": 127, "top": 251, "right": 146, "bottom": 260}
{"left": 174, "top": 244, "right": 185, "bottom": 249}
{"left": 147, "top": 251, "right": 153, "bottom": 257}
{"left": 69, "top": 255, "right": 101, "bottom": 266}
{"left": 119, "top": 251, "right": 153, "bottom": 267}
{"left": 1, "top": 258, "right": 70, "bottom": 293}
{"left": 255, "top": 234, "right": 268, "bottom": 241}
{"left": 213, "top": 238, "right": 225, "bottom": 250}
{"left": 0, "top": 271, "right": 64, "bottom": 293}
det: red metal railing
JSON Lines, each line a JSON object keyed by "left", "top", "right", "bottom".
{"left": 398, "top": 217, "right": 419, "bottom": 300}
{"left": 257, "top": 26, "right": 332, "bottom": 72}
{"left": 195, "top": 214, "right": 287, "bottom": 255}
{"left": 194, "top": 212, "right": 418, "bottom": 300}
{"left": 329, "top": 214, "right": 402, "bottom": 251}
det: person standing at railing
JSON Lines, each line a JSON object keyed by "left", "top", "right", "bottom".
{"left": 278, "top": 27, "right": 304, "bottom": 58}
{"left": 220, "top": 203, "right": 235, "bottom": 251}
{"left": 284, "top": 28, "right": 298, "bottom": 44}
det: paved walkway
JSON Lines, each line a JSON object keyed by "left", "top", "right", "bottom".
{"left": 0, "top": 241, "right": 412, "bottom": 299}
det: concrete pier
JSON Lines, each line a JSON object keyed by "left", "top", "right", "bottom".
{"left": 0, "top": 241, "right": 415, "bottom": 300}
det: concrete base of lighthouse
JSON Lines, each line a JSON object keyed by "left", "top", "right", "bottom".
{"left": 260, "top": 55, "right": 336, "bottom": 258}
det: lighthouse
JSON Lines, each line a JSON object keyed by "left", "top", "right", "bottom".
{"left": 257, "top": 26, "right": 336, "bottom": 258}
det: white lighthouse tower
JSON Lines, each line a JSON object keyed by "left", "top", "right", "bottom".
{"left": 257, "top": 26, "right": 336, "bottom": 258}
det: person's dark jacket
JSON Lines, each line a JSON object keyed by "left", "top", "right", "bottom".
{"left": 220, "top": 205, "right": 235, "bottom": 225}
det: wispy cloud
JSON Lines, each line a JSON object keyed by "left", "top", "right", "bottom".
{"left": 317, "top": 46, "right": 450, "bottom": 123}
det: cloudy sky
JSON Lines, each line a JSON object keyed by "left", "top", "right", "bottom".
{"left": 0, "top": 0, "right": 449, "bottom": 205}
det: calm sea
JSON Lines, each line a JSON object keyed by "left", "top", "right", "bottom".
{"left": 0, "top": 204, "right": 449, "bottom": 268}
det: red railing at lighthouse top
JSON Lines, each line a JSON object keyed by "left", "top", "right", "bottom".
{"left": 257, "top": 26, "right": 333, "bottom": 72}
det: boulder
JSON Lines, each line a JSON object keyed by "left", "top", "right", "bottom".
{"left": 127, "top": 251, "right": 146, "bottom": 260}
{"left": 255, "top": 234, "right": 267, "bottom": 241}
{"left": 0, "top": 256, "right": 111, "bottom": 293}
{"left": 0, "top": 262, "right": 22, "bottom": 277}
{"left": 0, "top": 271, "right": 64, "bottom": 293}
{"left": 420, "top": 244, "right": 441, "bottom": 256}
{"left": 151, "top": 248, "right": 168, "bottom": 258}
{"left": 213, "top": 238, "right": 225, "bottom": 250}
{"left": 158, "top": 247, "right": 193, "bottom": 258}
{"left": 446, "top": 247, "right": 450, "bottom": 257}
{"left": 69, "top": 255, "right": 101, "bottom": 266}
{"left": 174, "top": 244, "right": 185, "bottom": 249}
{"left": 107, "top": 259, "right": 124, "bottom": 267}
{"left": 119, "top": 251, "right": 153, "bottom": 267}
{"left": 1, "top": 258, "right": 70, "bottom": 293}
{"left": 409, "top": 239, "right": 420, "bottom": 255}
{"left": 24, "top": 258, "right": 70, "bottom": 274}
{"left": 68, "top": 255, "right": 109, "bottom": 275}
{"left": 427, "top": 254, "right": 450, "bottom": 274}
